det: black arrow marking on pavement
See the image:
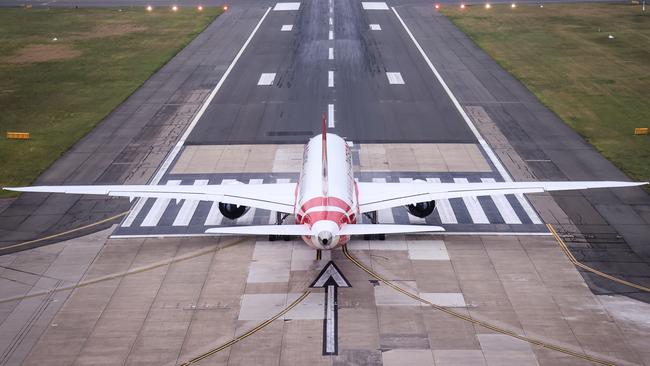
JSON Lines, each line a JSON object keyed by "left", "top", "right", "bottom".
{"left": 310, "top": 261, "right": 351, "bottom": 355}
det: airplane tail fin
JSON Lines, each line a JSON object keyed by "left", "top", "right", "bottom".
{"left": 322, "top": 112, "right": 328, "bottom": 196}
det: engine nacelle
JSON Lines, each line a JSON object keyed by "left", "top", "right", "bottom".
{"left": 219, "top": 202, "right": 250, "bottom": 220}
{"left": 406, "top": 201, "right": 436, "bottom": 218}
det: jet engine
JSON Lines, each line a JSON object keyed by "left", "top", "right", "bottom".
{"left": 406, "top": 201, "right": 436, "bottom": 218}
{"left": 219, "top": 202, "right": 250, "bottom": 220}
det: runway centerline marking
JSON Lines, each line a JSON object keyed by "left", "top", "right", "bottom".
{"left": 329, "top": 30, "right": 334, "bottom": 40}
{"left": 273, "top": 2, "right": 300, "bottom": 11}
{"left": 328, "top": 71, "right": 334, "bottom": 87}
{"left": 328, "top": 47, "right": 334, "bottom": 60}
{"left": 281, "top": 24, "right": 293, "bottom": 31}
{"left": 328, "top": 104, "right": 335, "bottom": 128}
{"left": 258, "top": 73, "right": 276, "bottom": 86}
{"left": 121, "top": 6, "right": 272, "bottom": 226}
{"left": 370, "top": 24, "right": 381, "bottom": 30}
{"left": 391, "top": 7, "right": 542, "bottom": 224}
{"left": 386, "top": 72, "right": 405, "bottom": 84}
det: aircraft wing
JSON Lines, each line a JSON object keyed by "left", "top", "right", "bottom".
{"left": 4, "top": 183, "right": 297, "bottom": 214}
{"left": 357, "top": 181, "right": 647, "bottom": 213}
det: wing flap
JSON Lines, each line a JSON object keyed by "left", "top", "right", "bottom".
{"left": 339, "top": 224, "right": 445, "bottom": 235}
{"left": 205, "top": 225, "right": 311, "bottom": 236}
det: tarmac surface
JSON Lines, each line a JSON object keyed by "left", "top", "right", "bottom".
{"left": 1, "top": 0, "right": 650, "bottom": 365}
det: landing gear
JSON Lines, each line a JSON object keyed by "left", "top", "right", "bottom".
{"left": 269, "top": 212, "right": 291, "bottom": 242}
{"left": 362, "top": 211, "right": 385, "bottom": 241}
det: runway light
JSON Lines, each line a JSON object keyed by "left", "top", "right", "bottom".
{"left": 172, "top": 5, "right": 178, "bottom": 11}
{"left": 223, "top": 4, "right": 229, "bottom": 11}
{"left": 146, "top": 5, "right": 153, "bottom": 11}
{"left": 539, "top": 4, "right": 544, "bottom": 7}
{"left": 434, "top": 3, "right": 440, "bottom": 10}
{"left": 511, "top": 3, "right": 516, "bottom": 8}
{"left": 197, "top": 5, "right": 203, "bottom": 11}
{"left": 460, "top": 3, "right": 465, "bottom": 8}
{"left": 485, "top": 3, "right": 491, "bottom": 8}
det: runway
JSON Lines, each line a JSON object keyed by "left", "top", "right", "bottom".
{"left": 1, "top": 0, "right": 649, "bottom": 365}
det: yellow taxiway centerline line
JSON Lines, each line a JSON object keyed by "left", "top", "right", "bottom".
{"left": 342, "top": 245, "right": 619, "bottom": 366}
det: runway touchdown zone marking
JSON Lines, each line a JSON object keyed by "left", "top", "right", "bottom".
{"left": 386, "top": 72, "right": 405, "bottom": 84}
{"left": 362, "top": 2, "right": 389, "bottom": 10}
{"left": 370, "top": 24, "right": 382, "bottom": 30}
{"left": 273, "top": 2, "right": 300, "bottom": 10}
{"left": 258, "top": 73, "right": 276, "bottom": 86}
{"left": 281, "top": 24, "right": 293, "bottom": 31}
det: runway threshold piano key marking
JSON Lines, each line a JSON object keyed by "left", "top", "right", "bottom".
{"left": 113, "top": 174, "right": 546, "bottom": 237}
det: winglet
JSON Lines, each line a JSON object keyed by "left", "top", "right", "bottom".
{"left": 322, "top": 112, "right": 329, "bottom": 196}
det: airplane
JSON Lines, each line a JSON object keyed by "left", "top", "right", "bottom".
{"left": 4, "top": 116, "right": 647, "bottom": 250}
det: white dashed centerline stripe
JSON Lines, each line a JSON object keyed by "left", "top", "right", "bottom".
{"left": 173, "top": 179, "right": 209, "bottom": 226}
{"left": 329, "top": 30, "right": 334, "bottom": 40}
{"left": 481, "top": 178, "right": 521, "bottom": 224}
{"left": 391, "top": 7, "right": 544, "bottom": 226}
{"left": 281, "top": 24, "right": 293, "bottom": 31}
{"left": 328, "top": 104, "right": 335, "bottom": 128}
{"left": 119, "top": 7, "right": 272, "bottom": 229}
{"left": 328, "top": 71, "right": 334, "bottom": 87}
{"left": 453, "top": 178, "right": 489, "bottom": 224}
{"left": 386, "top": 72, "right": 405, "bottom": 84}
{"left": 328, "top": 47, "right": 334, "bottom": 60}
{"left": 329, "top": 17, "right": 333, "bottom": 25}
{"left": 141, "top": 180, "right": 181, "bottom": 227}
{"left": 426, "top": 178, "right": 458, "bottom": 224}
{"left": 258, "top": 73, "right": 276, "bottom": 86}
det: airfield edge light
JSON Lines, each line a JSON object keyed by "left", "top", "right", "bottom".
{"left": 485, "top": 3, "right": 491, "bottom": 8}
{"left": 434, "top": 3, "right": 440, "bottom": 10}
{"left": 146, "top": 5, "right": 153, "bottom": 11}
{"left": 460, "top": 3, "right": 466, "bottom": 9}
{"left": 172, "top": 5, "right": 178, "bottom": 11}
{"left": 223, "top": 4, "right": 229, "bottom": 11}
{"left": 197, "top": 5, "right": 203, "bottom": 11}
{"left": 511, "top": 3, "right": 516, "bottom": 8}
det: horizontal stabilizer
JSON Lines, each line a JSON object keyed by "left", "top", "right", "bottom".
{"left": 339, "top": 224, "right": 445, "bottom": 235}
{"left": 205, "top": 225, "right": 311, "bottom": 236}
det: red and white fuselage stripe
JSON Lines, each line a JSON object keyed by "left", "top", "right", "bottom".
{"left": 294, "top": 133, "right": 358, "bottom": 249}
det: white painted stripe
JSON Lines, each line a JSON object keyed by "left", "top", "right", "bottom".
{"left": 373, "top": 178, "right": 395, "bottom": 224}
{"left": 120, "top": 7, "right": 272, "bottom": 227}
{"left": 362, "top": 2, "right": 389, "bottom": 9}
{"left": 273, "top": 2, "right": 300, "bottom": 10}
{"left": 140, "top": 180, "right": 181, "bottom": 227}
{"left": 236, "top": 179, "right": 264, "bottom": 224}
{"left": 173, "top": 180, "right": 209, "bottom": 226}
{"left": 370, "top": 24, "right": 381, "bottom": 30}
{"left": 328, "top": 47, "right": 334, "bottom": 60}
{"left": 481, "top": 178, "right": 521, "bottom": 224}
{"left": 268, "top": 178, "right": 292, "bottom": 224}
{"left": 329, "top": 17, "right": 333, "bottom": 25}
{"left": 258, "top": 73, "right": 276, "bottom": 86}
{"left": 326, "top": 285, "right": 335, "bottom": 353}
{"left": 386, "top": 72, "right": 405, "bottom": 84}
{"left": 328, "top": 30, "right": 334, "bottom": 40}
{"left": 111, "top": 231, "right": 553, "bottom": 240}
{"left": 121, "top": 196, "right": 148, "bottom": 227}
{"left": 328, "top": 71, "right": 334, "bottom": 87}
{"left": 426, "top": 178, "right": 457, "bottom": 224}
{"left": 328, "top": 104, "right": 335, "bottom": 128}
{"left": 205, "top": 179, "right": 237, "bottom": 226}
{"left": 392, "top": 6, "right": 544, "bottom": 225}
{"left": 517, "top": 194, "right": 543, "bottom": 224}
{"left": 399, "top": 178, "right": 427, "bottom": 224}
{"left": 281, "top": 24, "right": 293, "bottom": 31}
{"left": 453, "top": 178, "right": 489, "bottom": 224}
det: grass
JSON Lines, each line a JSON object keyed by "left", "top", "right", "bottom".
{"left": 442, "top": 4, "right": 650, "bottom": 186}
{"left": 0, "top": 7, "right": 221, "bottom": 198}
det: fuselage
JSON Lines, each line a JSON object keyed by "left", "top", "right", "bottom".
{"left": 294, "top": 133, "right": 358, "bottom": 249}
